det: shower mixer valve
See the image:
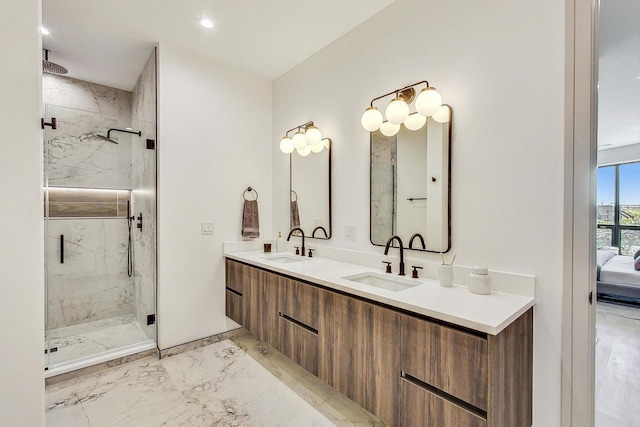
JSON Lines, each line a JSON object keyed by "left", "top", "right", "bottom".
{"left": 136, "top": 213, "right": 143, "bottom": 230}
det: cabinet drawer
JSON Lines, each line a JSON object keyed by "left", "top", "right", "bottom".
{"left": 225, "top": 288, "right": 243, "bottom": 325}
{"left": 225, "top": 259, "right": 247, "bottom": 294}
{"left": 401, "top": 315, "right": 488, "bottom": 411}
{"left": 279, "top": 276, "right": 319, "bottom": 330}
{"left": 400, "top": 376, "right": 486, "bottom": 427}
{"left": 279, "top": 313, "right": 318, "bottom": 375}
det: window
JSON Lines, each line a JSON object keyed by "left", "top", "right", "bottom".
{"left": 596, "top": 161, "right": 640, "bottom": 255}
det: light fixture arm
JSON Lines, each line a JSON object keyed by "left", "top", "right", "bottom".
{"left": 369, "top": 80, "right": 429, "bottom": 107}
{"left": 284, "top": 121, "right": 314, "bottom": 138}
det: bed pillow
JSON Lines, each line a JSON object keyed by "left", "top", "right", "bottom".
{"left": 596, "top": 249, "right": 617, "bottom": 268}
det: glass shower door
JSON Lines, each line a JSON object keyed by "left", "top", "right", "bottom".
{"left": 43, "top": 104, "right": 156, "bottom": 372}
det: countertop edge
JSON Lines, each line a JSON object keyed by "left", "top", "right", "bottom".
{"left": 224, "top": 252, "right": 536, "bottom": 336}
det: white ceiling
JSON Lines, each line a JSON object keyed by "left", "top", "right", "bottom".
{"left": 42, "top": 0, "right": 396, "bottom": 91}
{"left": 598, "top": 0, "right": 640, "bottom": 149}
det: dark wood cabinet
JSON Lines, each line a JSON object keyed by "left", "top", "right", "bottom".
{"left": 319, "top": 291, "right": 400, "bottom": 425}
{"left": 224, "top": 259, "right": 246, "bottom": 324}
{"left": 278, "top": 276, "right": 323, "bottom": 375}
{"left": 400, "top": 314, "right": 489, "bottom": 411}
{"left": 224, "top": 258, "right": 533, "bottom": 427}
{"left": 245, "top": 268, "right": 279, "bottom": 349}
{"left": 400, "top": 378, "right": 487, "bottom": 427}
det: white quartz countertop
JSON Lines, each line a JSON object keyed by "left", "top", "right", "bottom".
{"left": 224, "top": 250, "right": 535, "bottom": 335}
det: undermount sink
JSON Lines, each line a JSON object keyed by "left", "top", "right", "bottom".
{"left": 262, "top": 254, "right": 306, "bottom": 264}
{"left": 342, "top": 271, "right": 420, "bottom": 292}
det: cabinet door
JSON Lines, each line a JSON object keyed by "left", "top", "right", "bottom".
{"left": 225, "top": 259, "right": 247, "bottom": 294}
{"left": 278, "top": 276, "right": 322, "bottom": 374}
{"left": 244, "top": 268, "right": 279, "bottom": 348}
{"left": 319, "top": 292, "right": 400, "bottom": 425}
{"left": 400, "top": 377, "right": 487, "bottom": 427}
{"left": 224, "top": 259, "right": 246, "bottom": 324}
{"left": 225, "top": 289, "right": 243, "bottom": 325}
{"left": 400, "top": 314, "right": 488, "bottom": 411}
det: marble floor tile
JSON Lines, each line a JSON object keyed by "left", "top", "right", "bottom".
{"left": 48, "top": 314, "right": 152, "bottom": 367}
{"left": 47, "top": 332, "right": 387, "bottom": 426}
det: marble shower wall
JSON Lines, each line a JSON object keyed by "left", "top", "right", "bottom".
{"left": 44, "top": 74, "right": 134, "bottom": 330}
{"left": 130, "top": 49, "right": 157, "bottom": 341}
{"left": 46, "top": 220, "right": 133, "bottom": 329}
{"left": 43, "top": 74, "right": 133, "bottom": 189}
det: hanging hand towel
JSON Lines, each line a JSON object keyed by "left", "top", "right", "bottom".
{"left": 242, "top": 199, "right": 260, "bottom": 238}
{"left": 291, "top": 200, "right": 300, "bottom": 228}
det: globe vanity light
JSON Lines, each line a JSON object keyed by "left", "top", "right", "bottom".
{"left": 415, "top": 86, "right": 442, "bottom": 117}
{"left": 304, "top": 125, "right": 322, "bottom": 146}
{"left": 385, "top": 97, "right": 410, "bottom": 125}
{"left": 292, "top": 131, "right": 307, "bottom": 149}
{"left": 279, "top": 136, "right": 294, "bottom": 154}
{"left": 380, "top": 121, "right": 401, "bottom": 137}
{"left": 361, "top": 106, "right": 383, "bottom": 132}
{"left": 403, "top": 112, "right": 427, "bottom": 131}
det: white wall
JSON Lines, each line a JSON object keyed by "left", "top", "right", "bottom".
{"left": 157, "top": 44, "right": 272, "bottom": 349}
{"left": 272, "top": 0, "right": 565, "bottom": 425}
{"left": 0, "top": 0, "right": 45, "bottom": 425}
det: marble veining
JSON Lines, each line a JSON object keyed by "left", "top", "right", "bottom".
{"left": 47, "top": 314, "right": 152, "bottom": 367}
{"left": 43, "top": 74, "right": 132, "bottom": 119}
{"left": 46, "top": 219, "right": 133, "bottom": 329}
{"left": 46, "top": 332, "right": 386, "bottom": 426}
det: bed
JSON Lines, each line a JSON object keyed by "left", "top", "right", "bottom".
{"left": 597, "top": 249, "right": 640, "bottom": 305}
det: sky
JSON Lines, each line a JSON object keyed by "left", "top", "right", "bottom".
{"left": 597, "top": 162, "right": 640, "bottom": 205}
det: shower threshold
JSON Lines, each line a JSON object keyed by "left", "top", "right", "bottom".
{"left": 45, "top": 314, "right": 156, "bottom": 378}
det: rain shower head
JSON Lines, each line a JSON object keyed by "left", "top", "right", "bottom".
{"left": 42, "top": 49, "right": 68, "bottom": 75}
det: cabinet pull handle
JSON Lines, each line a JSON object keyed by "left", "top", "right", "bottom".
{"left": 60, "top": 234, "right": 64, "bottom": 264}
{"left": 278, "top": 312, "right": 318, "bottom": 335}
{"left": 400, "top": 371, "right": 487, "bottom": 419}
{"left": 225, "top": 287, "right": 243, "bottom": 297}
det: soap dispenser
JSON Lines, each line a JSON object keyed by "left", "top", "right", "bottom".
{"left": 276, "top": 231, "right": 283, "bottom": 252}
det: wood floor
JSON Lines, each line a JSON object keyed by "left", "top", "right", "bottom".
{"left": 595, "top": 302, "right": 640, "bottom": 427}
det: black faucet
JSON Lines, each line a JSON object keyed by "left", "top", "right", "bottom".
{"left": 312, "top": 226, "right": 329, "bottom": 239}
{"left": 408, "top": 233, "right": 426, "bottom": 250}
{"left": 287, "top": 227, "right": 306, "bottom": 256}
{"left": 384, "top": 235, "right": 405, "bottom": 276}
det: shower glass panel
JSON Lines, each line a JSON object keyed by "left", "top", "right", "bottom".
{"left": 44, "top": 104, "right": 156, "bottom": 372}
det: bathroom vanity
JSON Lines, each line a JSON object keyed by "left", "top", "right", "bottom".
{"left": 224, "top": 251, "right": 534, "bottom": 427}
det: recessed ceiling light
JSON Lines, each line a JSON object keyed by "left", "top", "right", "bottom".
{"left": 41, "top": 27, "right": 50, "bottom": 35}
{"left": 199, "top": 17, "right": 214, "bottom": 29}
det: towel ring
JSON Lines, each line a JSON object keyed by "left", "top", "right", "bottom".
{"left": 243, "top": 187, "right": 258, "bottom": 201}
{"left": 290, "top": 190, "right": 298, "bottom": 202}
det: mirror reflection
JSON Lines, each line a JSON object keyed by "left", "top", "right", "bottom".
{"left": 290, "top": 139, "right": 331, "bottom": 239}
{"left": 370, "top": 115, "right": 450, "bottom": 252}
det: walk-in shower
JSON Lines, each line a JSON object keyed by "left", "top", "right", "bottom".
{"left": 42, "top": 49, "right": 157, "bottom": 377}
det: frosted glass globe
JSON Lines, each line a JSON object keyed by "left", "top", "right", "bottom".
{"left": 322, "top": 138, "right": 331, "bottom": 149}
{"left": 297, "top": 145, "right": 312, "bottom": 156}
{"left": 385, "top": 97, "right": 410, "bottom": 124}
{"left": 279, "top": 137, "right": 294, "bottom": 153}
{"left": 415, "top": 87, "right": 442, "bottom": 116}
{"left": 310, "top": 143, "right": 325, "bottom": 153}
{"left": 404, "top": 113, "right": 427, "bottom": 131}
{"left": 292, "top": 131, "right": 307, "bottom": 149}
{"left": 432, "top": 105, "right": 451, "bottom": 123}
{"left": 380, "top": 121, "right": 401, "bottom": 137}
{"left": 305, "top": 126, "right": 322, "bottom": 145}
{"left": 361, "top": 107, "right": 383, "bottom": 132}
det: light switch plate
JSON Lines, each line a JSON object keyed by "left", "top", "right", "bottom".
{"left": 201, "top": 222, "right": 214, "bottom": 235}
{"left": 345, "top": 225, "right": 356, "bottom": 241}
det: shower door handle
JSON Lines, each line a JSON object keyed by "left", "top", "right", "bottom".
{"left": 60, "top": 234, "right": 64, "bottom": 264}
